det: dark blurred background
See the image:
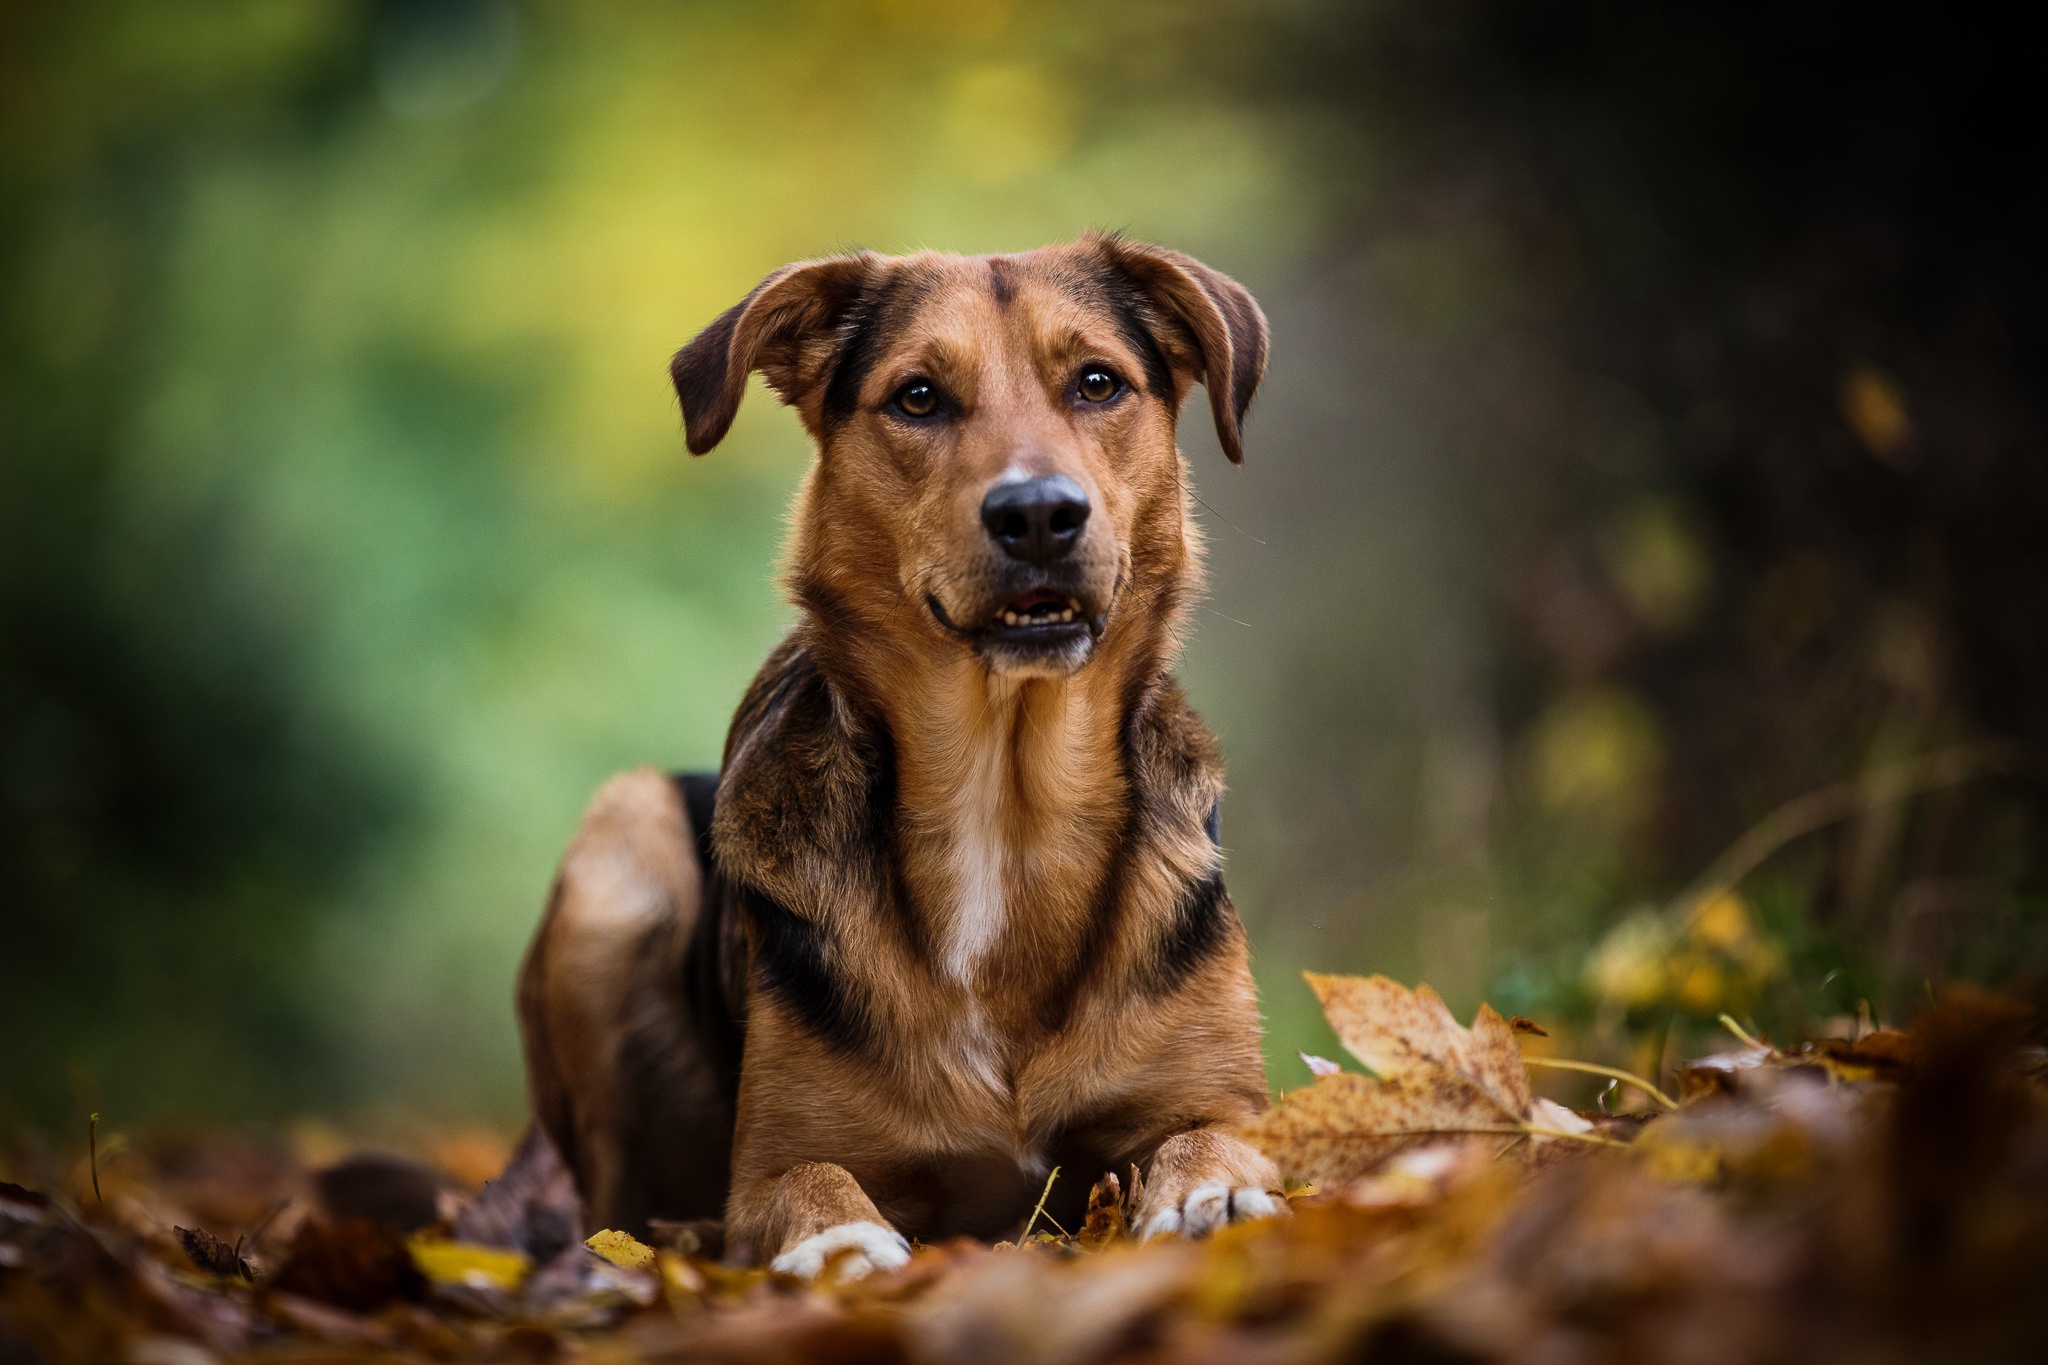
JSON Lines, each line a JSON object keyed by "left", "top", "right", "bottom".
{"left": 5, "top": 0, "right": 2044, "bottom": 1132}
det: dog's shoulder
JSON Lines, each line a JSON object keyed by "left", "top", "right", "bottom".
{"left": 1123, "top": 674, "right": 1226, "bottom": 842}
{"left": 711, "top": 633, "right": 892, "bottom": 912}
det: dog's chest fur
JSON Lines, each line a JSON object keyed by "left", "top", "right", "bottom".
{"left": 710, "top": 635, "right": 1234, "bottom": 1140}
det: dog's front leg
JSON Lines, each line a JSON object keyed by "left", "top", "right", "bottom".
{"left": 730, "top": 1161, "right": 910, "bottom": 1280}
{"left": 1135, "top": 1127, "right": 1285, "bottom": 1239}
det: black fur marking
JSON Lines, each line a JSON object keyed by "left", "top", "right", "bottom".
{"left": 738, "top": 885, "right": 872, "bottom": 1055}
{"left": 1085, "top": 261, "right": 1177, "bottom": 405}
{"left": 989, "top": 256, "right": 1016, "bottom": 307}
{"left": 671, "top": 771, "right": 746, "bottom": 1104}
{"left": 677, "top": 772, "right": 719, "bottom": 869}
{"left": 821, "top": 269, "right": 929, "bottom": 423}
{"left": 1149, "top": 868, "right": 1232, "bottom": 992}
{"left": 1204, "top": 798, "right": 1221, "bottom": 848}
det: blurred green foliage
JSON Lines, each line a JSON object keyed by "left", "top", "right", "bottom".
{"left": 4, "top": 0, "right": 2045, "bottom": 1130}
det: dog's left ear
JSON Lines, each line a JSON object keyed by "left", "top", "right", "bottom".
{"left": 670, "top": 254, "right": 878, "bottom": 455}
{"left": 1094, "top": 236, "right": 1268, "bottom": 464}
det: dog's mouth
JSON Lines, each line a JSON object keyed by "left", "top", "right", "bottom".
{"left": 993, "top": 589, "right": 1082, "bottom": 629}
{"left": 926, "top": 587, "right": 1105, "bottom": 668}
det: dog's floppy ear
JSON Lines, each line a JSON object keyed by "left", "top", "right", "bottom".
{"left": 1093, "top": 234, "right": 1268, "bottom": 464}
{"left": 669, "top": 254, "right": 877, "bottom": 455}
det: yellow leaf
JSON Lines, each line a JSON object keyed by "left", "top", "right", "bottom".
{"left": 405, "top": 1236, "right": 530, "bottom": 1291}
{"left": 585, "top": 1228, "right": 656, "bottom": 1270}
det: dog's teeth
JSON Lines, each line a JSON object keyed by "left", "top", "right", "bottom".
{"left": 1001, "top": 611, "right": 1018, "bottom": 626}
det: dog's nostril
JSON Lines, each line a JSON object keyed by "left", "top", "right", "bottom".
{"left": 980, "top": 475, "right": 1091, "bottom": 565}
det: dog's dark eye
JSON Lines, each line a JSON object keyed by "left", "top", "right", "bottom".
{"left": 1076, "top": 368, "right": 1120, "bottom": 404}
{"left": 892, "top": 380, "right": 941, "bottom": 419}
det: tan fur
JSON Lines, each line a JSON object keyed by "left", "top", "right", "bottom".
{"left": 519, "top": 236, "right": 1279, "bottom": 1263}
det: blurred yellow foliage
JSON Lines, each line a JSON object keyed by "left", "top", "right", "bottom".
{"left": 1531, "top": 688, "right": 1662, "bottom": 814}
{"left": 1586, "top": 890, "right": 1785, "bottom": 1018}
{"left": 1840, "top": 365, "right": 1912, "bottom": 468}
{"left": 1602, "top": 499, "right": 1710, "bottom": 632}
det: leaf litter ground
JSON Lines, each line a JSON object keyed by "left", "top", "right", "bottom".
{"left": 5, "top": 975, "right": 2047, "bottom": 1363}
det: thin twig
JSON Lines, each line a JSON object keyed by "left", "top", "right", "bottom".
{"left": 88, "top": 1112, "right": 102, "bottom": 1204}
{"left": 1020, "top": 1166, "right": 1062, "bottom": 1240}
{"left": 1523, "top": 1057, "right": 1679, "bottom": 1111}
{"left": 1718, "top": 1014, "right": 1767, "bottom": 1051}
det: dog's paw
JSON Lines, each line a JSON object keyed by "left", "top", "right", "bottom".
{"left": 1138, "top": 1181, "right": 1284, "bottom": 1240}
{"left": 770, "top": 1220, "right": 911, "bottom": 1282}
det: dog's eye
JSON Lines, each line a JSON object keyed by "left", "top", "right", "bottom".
{"left": 1076, "top": 368, "right": 1120, "bottom": 404}
{"left": 892, "top": 380, "right": 941, "bottom": 419}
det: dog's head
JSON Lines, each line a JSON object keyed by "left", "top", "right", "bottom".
{"left": 671, "top": 234, "right": 1266, "bottom": 678}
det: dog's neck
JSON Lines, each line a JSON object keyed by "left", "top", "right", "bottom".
{"left": 796, "top": 581, "right": 1188, "bottom": 990}
{"left": 886, "top": 657, "right": 1132, "bottom": 984}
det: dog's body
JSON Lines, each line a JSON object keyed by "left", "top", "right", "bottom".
{"left": 518, "top": 235, "right": 1279, "bottom": 1274}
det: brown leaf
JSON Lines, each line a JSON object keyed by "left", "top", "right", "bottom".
{"left": 1508, "top": 1015, "right": 1550, "bottom": 1037}
{"left": 1239, "top": 1070, "right": 1526, "bottom": 1185}
{"left": 174, "top": 1224, "right": 251, "bottom": 1280}
{"left": 1806, "top": 1031, "right": 1916, "bottom": 1084}
{"left": 270, "top": 1216, "right": 423, "bottom": 1312}
{"left": 1078, "top": 1172, "right": 1126, "bottom": 1249}
{"left": 1305, "top": 973, "right": 1533, "bottom": 1119}
{"left": 452, "top": 1123, "right": 581, "bottom": 1264}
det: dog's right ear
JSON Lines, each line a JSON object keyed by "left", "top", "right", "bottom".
{"left": 669, "top": 254, "right": 877, "bottom": 455}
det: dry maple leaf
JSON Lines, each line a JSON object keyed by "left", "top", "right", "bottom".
{"left": 1306, "top": 972, "right": 1533, "bottom": 1118}
{"left": 1240, "top": 974, "right": 1564, "bottom": 1185}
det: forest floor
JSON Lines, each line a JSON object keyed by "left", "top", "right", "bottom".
{"left": 4, "top": 975, "right": 2046, "bottom": 1364}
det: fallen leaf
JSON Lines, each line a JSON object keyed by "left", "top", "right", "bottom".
{"left": 1806, "top": 1031, "right": 1916, "bottom": 1084}
{"left": 1240, "top": 1070, "right": 1525, "bottom": 1185}
{"left": 452, "top": 1123, "right": 581, "bottom": 1264}
{"left": 1077, "top": 1173, "right": 1126, "bottom": 1249}
{"left": 174, "top": 1225, "right": 250, "bottom": 1281}
{"left": 270, "top": 1216, "right": 422, "bottom": 1312}
{"left": 584, "top": 1228, "right": 656, "bottom": 1270}
{"left": 1305, "top": 972, "right": 1533, "bottom": 1119}
{"left": 1244, "top": 975, "right": 1555, "bottom": 1184}
{"left": 406, "top": 1235, "right": 531, "bottom": 1291}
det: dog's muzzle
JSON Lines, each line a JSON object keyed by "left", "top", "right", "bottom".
{"left": 924, "top": 474, "right": 1112, "bottom": 671}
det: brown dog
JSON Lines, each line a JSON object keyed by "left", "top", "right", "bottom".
{"left": 517, "top": 233, "right": 1279, "bottom": 1277}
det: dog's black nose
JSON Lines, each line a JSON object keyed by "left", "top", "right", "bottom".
{"left": 980, "top": 475, "right": 1090, "bottom": 565}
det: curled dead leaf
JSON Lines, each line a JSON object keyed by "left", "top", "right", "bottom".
{"left": 174, "top": 1225, "right": 251, "bottom": 1281}
{"left": 1078, "top": 1172, "right": 1127, "bottom": 1249}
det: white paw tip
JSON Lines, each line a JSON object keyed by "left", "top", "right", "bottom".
{"left": 1181, "top": 1181, "right": 1233, "bottom": 1237}
{"left": 1145, "top": 1184, "right": 1285, "bottom": 1241}
{"left": 1138, "top": 1206, "right": 1182, "bottom": 1241}
{"left": 770, "top": 1220, "right": 911, "bottom": 1281}
{"left": 1229, "top": 1187, "right": 1282, "bottom": 1222}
